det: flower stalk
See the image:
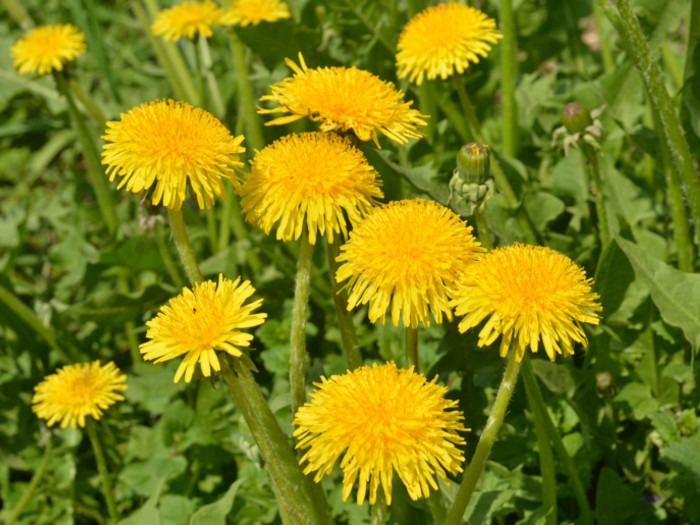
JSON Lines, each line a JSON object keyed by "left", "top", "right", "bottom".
{"left": 86, "top": 419, "right": 119, "bottom": 524}
{"left": 582, "top": 144, "right": 611, "bottom": 246}
{"left": 168, "top": 209, "right": 205, "bottom": 285}
{"left": 5, "top": 435, "right": 52, "bottom": 525}
{"left": 229, "top": 29, "right": 265, "bottom": 151}
{"left": 370, "top": 489, "right": 389, "bottom": 525}
{"left": 406, "top": 326, "right": 419, "bottom": 372}
{"left": 499, "top": 0, "right": 518, "bottom": 157}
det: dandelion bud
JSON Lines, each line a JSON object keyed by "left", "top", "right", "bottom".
{"left": 456, "top": 143, "right": 491, "bottom": 184}
{"left": 562, "top": 102, "right": 592, "bottom": 134}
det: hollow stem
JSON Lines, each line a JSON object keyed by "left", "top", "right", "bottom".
{"left": 229, "top": 29, "right": 265, "bottom": 151}
{"left": 499, "top": 0, "right": 518, "bottom": 157}
{"left": 474, "top": 207, "right": 493, "bottom": 250}
{"left": 86, "top": 419, "right": 119, "bottom": 524}
{"left": 198, "top": 35, "right": 225, "bottom": 118}
{"left": 453, "top": 74, "right": 483, "bottom": 142}
{"left": 370, "top": 488, "right": 389, "bottom": 525}
{"left": 5, "top": 435, "right": 52, "bottom": 525}
{"left": 406, "top": 326, "right": 419, "bottom": 373}
{"left": 290, "top": 228, "right": 314, "bottom": 416}
{"left": 326, "top": 238, "right": 362, "bottom": 370}
{"left": 153, "top": 220, "right": 185, "bottom": 288}
{"left": 68, "top": 79, "right": 106, "bottom": 127}
{"left": 1, "top": 0, "right": 33, "bottom": 29}
{"left": 444, "top": 352, "right": 522, "bottom": 525}
{"left": 428, "top": 487, "right": 447, "bottom": 524}
{"left": 581, "top": 145, "right": 610, "bottom": 247}
{"left": 168, "top": 208, "right": 204, "bottom": 285}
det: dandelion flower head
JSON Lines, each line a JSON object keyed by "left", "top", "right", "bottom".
{"left": 450, "top": 243, "right": 602, "bottom": 362}
{"left": 222, "top": 0, "right": 291, "bottom": 26}
{"left": 102, "top": 99, "right": 245, "bottom": 210}
{"left": 152, "top": 0, "right": 225, "bottom": 41}
{"left": 396, "top": 3, "right": 502, "bottom": 85}
{"left": 335, "top": 199, "right": 484, "bottom": 328}
{"left": 140, "top": 274, "right": 267, "bottom": 383}
{"left": 294, "top": 362, "right": 467, "bottom": 505}
{"left": 11, "top": 24, "right": 86, "bottom": 76}
{"left": 259, "top": 53, "right": 428, "bottom": 147}
{"left": 239, "top": 132, "right": 383, "bottom": 245}
{"left": 32, "top": 361, "right": 127, "bottom": 429}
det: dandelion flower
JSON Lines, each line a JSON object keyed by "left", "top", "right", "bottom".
{"left": 102, "top": 99, "right": 245, "bottom": 210}
{"left": 11, "top": 24, "right": 86, "bottom": 76}
{"left": 222, "top": 0, "right": 291, "bottom": 26}
{"left": 294, "top": 362, "right": 466, "bottom": 505}
{"left": 140, "top": 274, "right": 266, "bottom": 383}
{"left": 335, "top": 199, "right": 483, "bottom": 328}
{"left": 259, "top": 53, "right": 427, "bottom": 147}
{"left": 239, "top": 132, "right": 383, "bottom": 245}
{"left": 451, "top": 243, "right": 602, "bottom": 362}
{"left": 396, "top": 3, "right": 502, "bottom": 85}
{"left": 152, "top": 0, "right": 225, "bottom": 41}
{"left": 32, "top": 361, "right": 127, "bottom": 429}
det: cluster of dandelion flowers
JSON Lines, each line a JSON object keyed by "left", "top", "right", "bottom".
{"left": 222, "top": 0, "right": 291, "bottom": 26}
{"left": 239, "top": 132, "right": 383, "bottom": 245}
{"left": 294, "top": 362, "right": 467, "bottom": 505}
{"left": 32, "top": 361, "right": 127, "bottom": 429}
{"left": 396, "top": 3, "right": 502, "bottom": 85}
{"left": 335, "top": 199, "right": 484, "bottom": 328}
{"left": 102, "top": 100, "right": 245, "bottom": 210}
{"left": 450, "top": 243, "right": 602, "bottom": 362}
{"left": 259, "top": 53, "right": 428, "bottom": 147}
{"left": 11, "top": 24, "right": 86, "bottom": 76}
{"left": 140, "top": 274, "right": 267, "bottom": 383}
{"left": 151, "top": 0, "right": 226, "bottom": 41}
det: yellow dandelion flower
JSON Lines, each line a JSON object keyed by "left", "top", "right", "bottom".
{"left": 335, "top": 199, "right": 484, "bottom": 328}
{"left": 222, "top": 0, "right": 291, "bottom": 26}
{"left": 259, "top": 53, "right": 428, "bottom": 147}
{"left": 32, "top": 361, "right": 127, "bottom": 429}
{"left": 151, "top": 0, "right": 225, "bottom": 41}
{"left": 396, "top": 3, "right": 502, "bottom": 85}
{"left": 450, "top": 243, "right": 602, "bottom": 362}
{"left": 239, "top": 132, "right": 383, "bottom": 245}
{"left": 294, "top": 362, "right": 466, "bottom": 505}
{"left": 140, "top": 274, "right": 267, "bottom": 383}
{"left": 102, "top": 99, "right": 245, "bottom": 210}
{"left": 11, "top": 24, "right": 86, "bottom": 76}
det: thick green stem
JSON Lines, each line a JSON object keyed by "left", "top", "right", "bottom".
{"left": 406, "top": 326, "right": 419, "bottom": 373}
{"left": 444, "top": 353, "right": 522, "bottom": 525}
{"left": 521, "top": 358, "right": 557, "bottom": 525}
{"left": 229, "top": 30, "right": 265, "bottom": 151}
{"left": 499, "top": 0, "right": 518, "bottom": 157}
{"left": 600, "top": 0, "right": 700, "bottom": 240}
{"left": 290, "top": 228, "right": 314, "bottom": 416}
{"left": 86, "top": 419, "right": 119, "bottom": 524}
{"left": 474, "top": 207, "right": 493, "bottom": 250}
{"left": 54, "top": 71, "right": 118, "bottom": 235}
{"left": 453, "top": 75, "right": 483, "bottom": 142}
{"left": 326, "top": 238, "right": 362, "bottom": 370}
{"left": 116, "top": 269, "right": 141, "bottom": 364}
{"left": 5, "top": 436, "right": 52, "bottom": 525}
{"left": 68, "top": 79, "right": 106, "bottom": 127}
{"left": 168, "top": 208, "right": 204, "bottom": 285}
{"left": 153, "top": 220, "right": 186, "bottom": 288}
{"left": 2, "top": 0, "right": 33, "bottom": 28}
{"left": 582, "top": 145, "right": 611, "bottom": 246}
{"left": 198, "top": 35, "right": 225, "bottom": 118}
{"left": 220, "top": 361, "right": 332, "bottom": 525}
{"left": 419, "top": 82, "right": 436, "bottom": 142}
{"left": 428, "top": 487, "right": 447, "bottom": 524}
{"left": 370, "top": 488, "right": 389, "bottom": 525}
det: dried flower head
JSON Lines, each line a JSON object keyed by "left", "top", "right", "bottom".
{"left": 11, "top": 24, "right": 86, "bottom": 76}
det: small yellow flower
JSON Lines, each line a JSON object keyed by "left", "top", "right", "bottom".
{"left": 32, "top": 361, "right": 127, "bottom": 429}
{"left": 259, "top": 53, "right": 428, "bottom": 147}
{"left": 396, "top": 3, "right": 502, "bottom": 85}
{"left": 152, "top": 0, "right": 225, "bottom": 41}
{"left": 450, "top": 243, "right": 602, "bottom": 361}
{"left": 11, "top": 24, "right": 86, "bottom": 76}
{"left": 222, "top": 0, "right": 291, "bottom": 26}
{"left": 239, "top": 132, "right": 383, "bottom": 245}
{"left": 102, "top": 99, "right": 245, "bottom": 210}
{"left": 335, "top": 199, "right": 484, "bottom": 328}
{"left": 294, "top": 362, "right": 467, "bottom": 505}
{"left": 140, "top": 274, "right": 267, "bottom": 383}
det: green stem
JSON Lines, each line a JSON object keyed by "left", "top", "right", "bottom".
{"left": 499, "top": 0, "right": 518, "bottom": 157}
{"left": 444, "top": 352, "right": 522, "bottom": 525}
{"left": 474, "top": 207, "right": 493, "bottom": 250}
{"left": 153, "top": 220, "right": 186, "bottom": 288}
{"left": 520, "top": 358, "right": 557, "bottom": 525}
{"left": 86, "top": 419, "right": 119, "bottom": 525}
{"left": 220, "top": 360, "right": 332, "bottom": 525}
{"left": 521, "top": 359, "right": 593, "bottom": 523}
{"left": 5, "top": 436, "right": 52, "bottom": 525}
{"left": 168, "top": 208, "right": 204, "bottom": 285}
{"left": 54, "top": 71, "right": 118, "bottom": 235}
{"left": 1, "top": 0, "right": 33, "bottom": 28}
{"left": 116, "top": 269, "right": 141, "bottom": 364}
{"left": 205, "top": 207, "right": 218, "bottom": 254}
{"left": 419, "top": 82, "right": 436, "bottom": 143}
{"left": 326, "top": 238, "right": 362, "bottom": 370}
{"left": 592, "top": 2, "right": 615, "bottom": 72}
{"left": 428, "top": 487, "right": 447, "bottom": 524}
{"left": 453, "top": 74, "right": 483, "bottom": 142}
{"left": 68, "top": 79, "right": 106, "bottom": 127}
{"left": 290, "top": 228, "right": 314, "bottom": 416}
{"left": 370, "top": 488, "right": 389, "bottom": 525}
{"left": 600, "top": 0, "right": 700, "bottom": 240}
{"left": 342, "top": 0, "right": 395, "bottom": 53}
{"left": 582, "top": 145, "right": 611, "bottom": 247}
{"left": 405, "top": 326, "right": 419, "bottom": 373}
{"left": 229, "top": 30, "right": 265, "bottom": 151}
{"left": 198, "top": 35, "right": 225, "bottom": 118}
{"left": 193, "top": 39, "right": 204, "bottom": 109}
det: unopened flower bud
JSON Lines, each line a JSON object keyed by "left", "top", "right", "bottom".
{"left": 456, "top": 143, "right": 491, "bottom": 185}
{"left": 595, "top": 371, "right": 618, "bottom": 399}
{"left": 562, "top": 102, "right": 592, "bottom": 134}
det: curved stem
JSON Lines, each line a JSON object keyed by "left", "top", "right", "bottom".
{"left": 405, "top": 326, "right": 419, "bottom": 373}
{"left": 5, "top": 435, "right": 52, "bottom": 525}
{"left": 370, "top": 488, "right": 389, "bottom": 525}
{"left": 453, "top": 75, "right": 483, "bottom": 142}
{"left": 86, "top": 419, "right": 119, "bottom": 524}
{"left": 444, "top": 352, "right": 522, "bottom": 525}
{"left": 582, "top": 145, "right": 611, "bottom": 247}
{"left": 168, "top": 208, "right": 204, "bottom": 285}
{"left": 474, "top": 207, "right": 494, "bottom": 250}
{"left": 290, "top": 228, "right": 314, "bottom": 416}
{"left": 326, "top": 238, "right": 362, "bottom": 370}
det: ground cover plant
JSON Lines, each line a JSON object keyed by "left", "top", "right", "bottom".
{"left": 1, "top": 0, "right": 699, "bottom": 523}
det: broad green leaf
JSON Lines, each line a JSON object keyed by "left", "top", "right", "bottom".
{"left": 523, "top": 191, "right": 565, "bottom": 232}
{"left": 616, "top": 235, "right": 700, "bottom": 352}
{"left": 593, "top": 239, "right": 636, "bottom": 319}
{"left": 660, "top": 437, "right": 700, "bottom": 484}
{"left": 189, "top": 479, "right": 245, "bottom": 525}
{"left": 118, "top": 475, "right": 167, "bottom": 525}
{"left": 595, "top": 467, "right": 655, "bottom": 525}
{"left": 614, "top": 382, "right": 659, "bottom": 420}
